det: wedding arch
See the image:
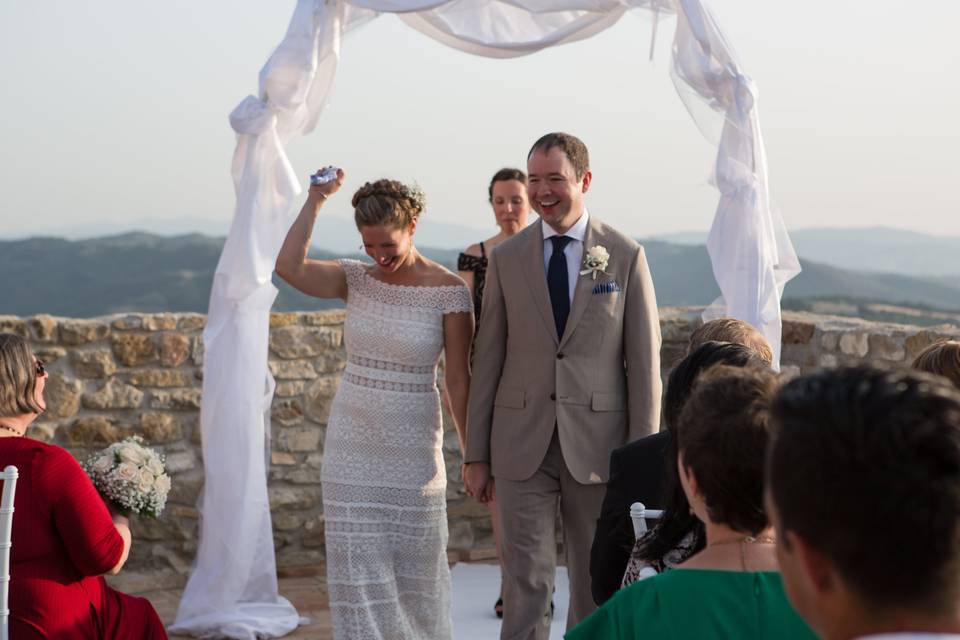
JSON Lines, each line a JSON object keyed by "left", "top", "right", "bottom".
{"left": 170, "top": 0, "right": 800, "bottom": 637}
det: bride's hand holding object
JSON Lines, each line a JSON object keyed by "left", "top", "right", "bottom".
{"left": 308, "top": 165, "right": 345, "bottom": 203}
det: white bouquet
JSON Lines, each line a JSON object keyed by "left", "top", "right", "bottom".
{"left": 84, "top": 436, "right": 171, "bottom": 518}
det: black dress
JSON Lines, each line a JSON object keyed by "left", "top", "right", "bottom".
{"left": 457, "top": 241, "right": 487, "bottom": 322}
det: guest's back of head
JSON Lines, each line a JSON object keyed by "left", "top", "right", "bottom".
{"left": 688, "top": 318, "right": 773, "bottom": 364}
{"left": 768, "top": 365, "right": 960, "bottom": 636}
{"left": 678, "top": 365, "right": 780, "bottom": 537}
{"left": 912, "top": 339, "right": 960, "bottom": 389}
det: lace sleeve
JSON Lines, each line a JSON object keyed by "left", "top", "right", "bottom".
{"left": 337, "top": 259, "right": 366, "bottom": 292}
{"left": 443, "top": 285, "right": 473, "bottom": 315}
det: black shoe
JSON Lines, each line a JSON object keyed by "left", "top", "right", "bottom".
{"left": 495, "top": 597, "right": 504, "bottom": 619}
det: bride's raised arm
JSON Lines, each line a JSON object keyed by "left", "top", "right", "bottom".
{"left": 275, "top": 166, "right": 349, "bottom": 300}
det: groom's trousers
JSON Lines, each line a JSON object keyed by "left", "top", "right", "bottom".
{"left": 496, "top": 431, "right": 606, "bottom": 640}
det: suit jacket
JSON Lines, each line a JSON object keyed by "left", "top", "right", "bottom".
{"left": 589, "top": 430, "right": 671, "bottom": 605}
{"left": 465, "top": 216, "right": 662, "bottom": 484}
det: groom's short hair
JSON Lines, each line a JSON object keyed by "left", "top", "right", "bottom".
{"left": 769, "top": 364, "right": 960, "bottom": 615}
{"left": 528, "top": 132, "right": 590, "bottom": 179}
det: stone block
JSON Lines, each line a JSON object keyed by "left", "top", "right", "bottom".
{"left": 111, "top": 314, "right": 145, "bottom": 330}
{"left": 83, "top": 378, "right": 144, "bottom": 410}
{"left": 270, "top": 326, "right": 343, "bottom": 359}
{"left": 447, "top": 521, "right": 474, "bottom": 550}
{"left": 447, "top": 498, "right": 491, "bottom": 520}
{"left": 64, "top": 416, "right": 131, "bottom": 446}
{"left": 130, "top": 369, "right": 191, "bottom": 388}
{"left": 32, "top": 341, "right": 68, "bottom": 365}
{"left": 139, "top": 412, "right": 183, "bottom": 443}
{"left": 868, "top": 333, "right": 906, "bottom": 362}
{"left": 269, "top": 359, "right": 317, "bottom": 380}
{"left": 303, "top": 310, "right": 346, "bottom": 326}
{"left": 905, "top": 330, "right": 946, "bottom": 360}
{"left": 820, "top": 332, "right": 840, "bottom": 352}
{"left": 301, "top": 517, "right": 325, "bottom": 548}
{"left": 165, "top": 450, "right": 197, "bottom": 474}
{"left": 275, "top": 381, "right": 304, "bottom": 397}
{"left": 304, "top": 375, "right": 340, "bottom": 424}
{"left": 782, "top": 320, "right": 816, "bottom": 345}
{"left": 268, "top": 486, "right": 322, "bottom": 511}
{"left": 29, "top": 315, "right": 58, "bottom": 342}
{"left": 166, "top": 470, "right": 203, "bottom": 505}
{"left": 274, "top": 467, "right": 322, "bottom": 484}
{"left": 70, "top": 349, "right": 117, "bottom": 378}
{"left": 60, "top": 320, "right": 110, "bottom": 345}
{"left": 313, "top": 351, "right": 347, "bottom": 375}
{"left": 0, "top": 316, "right": 28, "bottom": 337}
{"left": 178, "top": 315, "right": 206, "bottom": 332}
{"left": 270, "top": 312, "right": 301, "bottom": 328}
{"left": 839, "top": 332, "right": 869, "bottom": 357}
{"left": 191, "top": 337, "right": 204, "bottom": 366}
{"left": 143, "top": 314, "right": 178, "bottom": 331}
{"left": 305, "top": 452, "right": 323, "bottom": 468}
{"left": 273, "top": 513, "right": 305, "bottom": 531}
{"left": 271, "top": 452, "right": 297, "bottom": 466}
{"left": 159, "top": 332, "right": 190, "bottom": 367}
{"left": 112, "top": 334, "right": 158, "bottom": 366}
{"left": 819, "top": 353, "right": 838, "bottom": 368}
{"left": 275, "top": 426, "right": 321, "bottom": 452}
{"left": 149, "top": 389, "right": 201, "bottom": 411}
{"left": 780, "top": 364, "right": 802, "bottom": 379}
{"left": 660, "top": 317, "right": 695, "bottom": 344}
{"left": 276, "top": 548, "right": 325, "bottom": 568}
{"left": 272, "top": 399, "right": 304, "bottom": 425}
{"left": 27, "top": 422, "right": 58, "bottom": 443}
{"left": 149, "top": 388, "right": 202, "bottom": 410}
{"left": 43, "top": 373, "right": 83, "bottom": 419}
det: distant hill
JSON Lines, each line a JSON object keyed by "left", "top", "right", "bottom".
{"left": 652, "top": 227, "right": 960, "bottom": 278}
{"left": 3, "top": 233, "right": 960, "bottom": 321}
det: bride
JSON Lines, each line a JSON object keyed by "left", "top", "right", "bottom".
{"left": 276, "top": 167, "right": 473, "bottom": 639}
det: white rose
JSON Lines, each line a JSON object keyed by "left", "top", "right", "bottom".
{"left": 587, "top": 245, "right": 609, "bottom": 262}
{"left": 93, "top": 455, "right": 113, "bottom": 473}
{"left": 137, "top": 469, "right": 156, "bottom": 493}
{"left": 147, "top": 457, "right": 164, "bottom": 477}
{"left": 117, "top": 445, "right": 143, "bottom": 464}
{"left": 115, "top": 462, "right": 138, "bottom": 482}
{"left": 154, "top": 474, "right": 171, "bottom": 495}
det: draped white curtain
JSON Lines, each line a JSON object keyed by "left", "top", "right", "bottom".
{"left": 171, "top": 1, "right": 798, "bottom": 637}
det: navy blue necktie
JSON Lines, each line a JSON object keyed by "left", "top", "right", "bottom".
{"left": 548, "top": 235, "right": 573, "bottom": 340}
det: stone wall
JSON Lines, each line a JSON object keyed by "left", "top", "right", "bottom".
{"left": 1, "top": 309, "right": 957, "bottom": 590}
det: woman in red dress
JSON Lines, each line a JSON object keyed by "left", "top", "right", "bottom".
{"left": 0, "top": 333, "right": 167, "bottom": 639}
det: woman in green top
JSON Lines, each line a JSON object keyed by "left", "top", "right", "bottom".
{"left": 567, "top": 365, "right": 816, "bottom": 640}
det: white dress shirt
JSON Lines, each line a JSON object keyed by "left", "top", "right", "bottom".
{"left": 542, "top": 210, "right": 589, "bottom": 305}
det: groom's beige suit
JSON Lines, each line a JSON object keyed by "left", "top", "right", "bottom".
{"left": 466, "top": 214, "right": 662, "bottom": 638}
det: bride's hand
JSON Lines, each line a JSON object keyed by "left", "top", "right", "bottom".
{"left": 308, "top": 166, "right": 346, "bottom": 203}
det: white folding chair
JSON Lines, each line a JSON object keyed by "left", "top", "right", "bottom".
{"left": 1, "top": 465, "right": 18, "bottom": 640}
{"left": 629, "top": 501, "right": 663, "bottom": 538}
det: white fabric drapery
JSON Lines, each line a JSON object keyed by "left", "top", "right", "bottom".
{"left": 171, "top": 1, "right": 798, "bottom": 637}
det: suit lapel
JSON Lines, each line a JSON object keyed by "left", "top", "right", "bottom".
{"left": 559, "top": 218, "right": 598, "bottom": 350}
{"left": 519, "top": 220, "right": 560, "bottom": 345}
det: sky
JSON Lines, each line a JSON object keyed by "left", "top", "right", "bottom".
{"left": 2, "top": 1, "right": 958, "bottom": 242}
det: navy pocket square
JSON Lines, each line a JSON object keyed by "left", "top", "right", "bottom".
{"left": 592, "top": 281, "right": 621, "bottom": 295}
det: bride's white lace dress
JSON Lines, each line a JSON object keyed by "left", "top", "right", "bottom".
{"left": 322, "top": 259, "right": 472, "bottom": 639}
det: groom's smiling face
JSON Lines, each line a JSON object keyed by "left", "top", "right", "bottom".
{"left": 527, "top": 147, "right": 591, "bottom": 233}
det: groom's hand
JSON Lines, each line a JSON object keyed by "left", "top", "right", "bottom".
{"left": 464, "top": 462, "right": 492, "bottom": 503}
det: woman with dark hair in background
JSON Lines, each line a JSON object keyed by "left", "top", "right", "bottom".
{"left": 0, "top": 333, "right": 167, "bottom": 639}
{"left": 457, "top": 167, "right": 530, "bottom": 618}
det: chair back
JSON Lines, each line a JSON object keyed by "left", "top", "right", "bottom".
{"left": 629, "top": 501, "right": 663, "bottom": 539}
{"left": 0, "top": 465, "right": 18, "bottom": 640}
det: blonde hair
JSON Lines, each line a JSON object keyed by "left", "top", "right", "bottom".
{"left": 688, "top": 318, "right": 774, "bottom": 364}
{"left": 352, "top": 179, "right": 425, "bottom": 230}
{"left": 0, "top": 333, "right": 44, "bottom": 417}
{"left": 911, "top": 340, "right": 960, "bottom": 390}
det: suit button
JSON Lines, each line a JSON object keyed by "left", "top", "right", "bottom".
{"left": 556, "top": 353, "right": 565, "bottom": 360}
{"left": 550, "top": 393, "right": 556, "bottom": 401}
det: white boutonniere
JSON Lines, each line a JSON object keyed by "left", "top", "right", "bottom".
{"left": 580, "top": 245, "right": 610, "bottom": 280}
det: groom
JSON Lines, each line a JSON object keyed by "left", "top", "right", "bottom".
{"left": 465, "top": 132, "right": 662, "bottom": 637}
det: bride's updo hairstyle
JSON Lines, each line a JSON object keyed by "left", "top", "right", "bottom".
{"left": 352, "top": 179, "right": 425, "bottom": 230}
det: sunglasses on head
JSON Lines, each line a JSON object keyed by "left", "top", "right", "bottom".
{"left": 36, "top": 359, "right": 46, "bottom": 377}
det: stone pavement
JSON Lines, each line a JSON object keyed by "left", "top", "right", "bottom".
{"left": 149, "top": 569, "right": 333, "bottom": 640}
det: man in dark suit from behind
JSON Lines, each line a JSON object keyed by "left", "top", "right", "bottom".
{"left": 589, "top": 318, "right": 773, "bottom": 604}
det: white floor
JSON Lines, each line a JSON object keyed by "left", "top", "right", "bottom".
{"left": 451, "top": 563, "right": 570, "bottom": 640}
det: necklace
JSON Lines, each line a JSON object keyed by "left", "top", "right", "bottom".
{"left": 0, "top": 422, "right": 23, "bottom": 437}
{"left": 707, "top": 535, "right": 776, "bottom": 571}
